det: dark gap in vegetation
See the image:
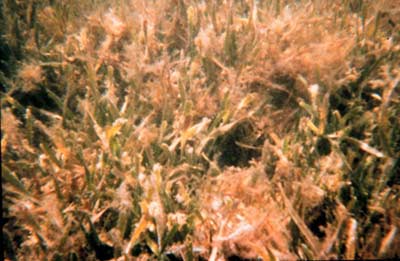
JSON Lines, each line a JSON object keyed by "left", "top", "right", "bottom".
{"left": 163, "top": 253, "right": 184, "bottom": 261}
{"left": 305, "top": 197, "right": 336, "bottom": 238}
{"left": 214, "top": 120, "right": 262, "bottom": 168}
{"left": 361, "top": 85, "right": 382, "bottom": 110}
{"left": 288, "top": 219, "right": 305, "bottom": 254}
{"left": 269, "top": 74, "right": 301, "bottom": 109}
{"left": 387, "top": 158, "right": 400, "bottom": 186}
{"left": 131, "top": 242, "right": 152, "bottom": 257}
{"left": 227, "top": 255, "right": 257, "bottom": 261}
{"left": 96, "top": 207, "right": 119, "bottom": 232}
{"left": 315, "top": 136, "right": 332, "bottom": 156}
{"left": 2, "top": 229, "right": 17, "bottom": 261}
{"left": 0, "top": 41, "right": 16, "bottom": 80}
{"left": 81, "top": 219, "right": 115, "bottom": 260}
{"left": 10, "top": 85, "right": 60, "bottom": 113}
{"left": 330, "top": 87, "right": 352, "bottom": 117}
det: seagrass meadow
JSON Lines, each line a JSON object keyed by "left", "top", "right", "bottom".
{"left": 1, "top": 0, "right": 399, "bottom": 260}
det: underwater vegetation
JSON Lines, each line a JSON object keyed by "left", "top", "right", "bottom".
{"left": 1, "top": 0, "right": 399, "bottom": 260}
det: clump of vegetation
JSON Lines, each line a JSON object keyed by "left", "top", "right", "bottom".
{"left": 1, "top": 0, "right": 399, "bottom": 260}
